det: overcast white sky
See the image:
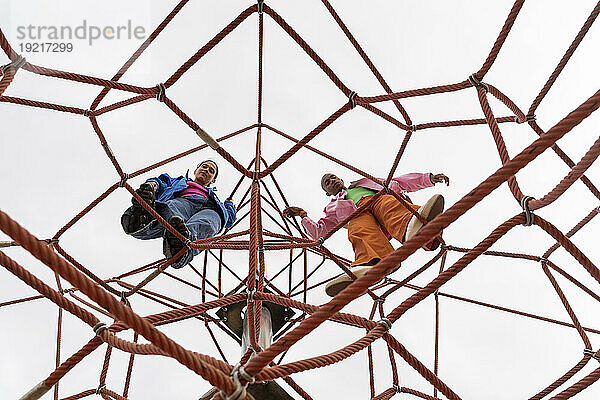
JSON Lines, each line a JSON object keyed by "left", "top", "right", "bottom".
{"left": 1, "top": 1, "right": 600, "bottom": 399}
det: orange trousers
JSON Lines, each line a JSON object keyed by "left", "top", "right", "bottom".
{"left": 348, "top": 195, "right": 419, "bottom": 267}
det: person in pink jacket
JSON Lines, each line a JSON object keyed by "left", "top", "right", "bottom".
{"left": 284, "top": 172, "right": 449, "bottom": 296}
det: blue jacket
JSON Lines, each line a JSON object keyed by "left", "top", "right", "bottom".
{"left": 147, "top": 173, "right": 237, "bottom": 229}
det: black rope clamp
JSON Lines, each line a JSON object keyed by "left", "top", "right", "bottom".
{"left": 348, "top": 91, "right": 358, "bottom": 109}
{"left": 247, "top": 289, "right": 256, "bottom": 302}
{"left": 526, "top": 114, "right": 536, "bottom": 122}
{"left": 409, "top": 124, "right": 418, "bottom": 132}
{"left": 120, "top": 291, "right": 129, "bottom": 304}
{"left": 93, "top": 322, "right": 108, "bottom": 336}
{"left": 382, "top": 184, "right": 391, "bottom": 194}
{"left": 377, "top": 318, "right": 392, "bottom": 331}
{"left": 317, "top": 237, "right": 325, "bottom": 246}
{"left": 584, "top": 348, "right": 600, "bottom": 360}
{"left": 257, "top": 0, "right": 264, "bottom": 13}
{"left": 95, "top": 384, "right": 106, "bottom": 395}
{"left": 183, "top": 238, "right": 192, "bottom": 250}
{"left": 118, "top": 173, "right": 129, "bottom": 187}
{"left": 538, "top": 257, "right": 548, "bottom": 264}
{"left": 46, "top": 238, "right": 59, "bottom": 245}
{"left": 156, "top": 83, "right": 166, "bottom": 102}
{"left": 468, "top": 74, "right": 489, "bottom": 92}
{"left": 1, "top": 55, "right": 26, "bottom": 74}
{"left": 374, "top": 297, "right": 385, "bottom": 304}
{"left": 393, "top": 384, "right": 401, "bottom": 393}
{"left": 83, "top": 109, "right": 91, "bottom": 117}
{"left": 252, "top": 171, "right": 260, "bottom": 181}
{"left": 257, "top": 246, "right": 265, "bottom": 253}
{"left": 521, "top": 196, "right": 535, "bottom": 226}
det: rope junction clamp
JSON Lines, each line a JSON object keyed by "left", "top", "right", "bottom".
{"left": 377, "top": 318, "right": 392, "bottom": 331}
{"left": 348, "top": 91, "right": 358, "bottom": 109}
{"left": 46, "top": 238, "right": 59, "bottom": 245}
{"left": 252, "top": 171, "right": 260, "bottom": 181}
{"left": 468, "top": 74, "right": 489, "bottom": 92}
{"left": 184, "top": 238, "right": 193, "bottom": 250}
{"left": 374, "top": 297, "right": 385, "bottom": 303}
{"left": 317, "top": 237, "right": 325, "bottom": 246}
{"left": 526, "top": 114, "right": 536, "bottom": 122}
{"left": 93, "top": 322, "right": 108, "bottom": 336}
{"left": 382, "top": 183, "right": 391, "bottom": 194}
{"left": 538, "top": 257, "right": 548, "bottom": 264}
{"left": 195, "top": 127, "right": 221, "bottom": 150}
{"left": 118, "top": 174, "right": 129, "bottom": 187}
{"left": 238, "top": 365, "right": 255, "bottom": 383}
{"left": 409, "top": 124, "right": 418, "bottom": 132}
{"left": 95, "top": 384, "right": 106, "bottom": 395}
{"left": 247, "top": 289, "right": 256, "bottom": 302}
{"left": 393, "top": 384, "right": 401, "bottom": 393}
{"left": 521, "top": 196, "right": 535, "bottom": 226}
{"left": 257, "top": 0, "right": 264, "bottom": 13}
{"left": 83, "top": 109, "right": 91, "bottom": 117}
{"left": 220, "top": 363, "right": 250, "bottom": 400}
{"left": 257, "top": 246, "right": 265, "bottom": 253}
{"left": 584, "top": 348, "right": 600, "bottom": 361}
{"left": 156, "top": 83, "right": 166, "bottom": 102}
{"left": 1, "top": 55, "right": 27, "bottom": 74}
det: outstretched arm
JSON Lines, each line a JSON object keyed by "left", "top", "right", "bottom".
{"left": 283, "top": 206, "right": 337, "bottom": 240}
{"left": 391, "top": 172, "right": 449, "bottom": 192}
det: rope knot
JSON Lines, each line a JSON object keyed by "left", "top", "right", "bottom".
{"left": 468, "top": 74, "right": 489, "bottom": 92}
{"left": 1, "top": 55, "right": 27, "bottom": 75}
{"left": 520, "top": 196, "right": 535, "bottom": 226}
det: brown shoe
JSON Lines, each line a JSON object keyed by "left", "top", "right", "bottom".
{"left": 405, "top": 194, "right": 444, "bottom": 242}
{"left": 325, "top": 266, "right": 373, "bottom": 297}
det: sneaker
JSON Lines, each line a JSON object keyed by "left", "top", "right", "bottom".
{"left": 405, "top": 194, "right": 444, "bottom": 242}
{"left": 163, "top": 216, "right": 190, "bottom": 267}
{"left": 123, "top": 183, "right": 156, "bottom": 234}
{"left": 325, "top": 266, "right": 373, "bottom": 297}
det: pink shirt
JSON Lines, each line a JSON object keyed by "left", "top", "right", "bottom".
{"left": 177, "top": 180, "right": 209, "bottom": 198}
{"left": 301, "top": 173, "right": 433, "bottom": 240}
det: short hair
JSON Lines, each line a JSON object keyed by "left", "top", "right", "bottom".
{"left": 197, "top": 160, "right": 219, "bottom": 179}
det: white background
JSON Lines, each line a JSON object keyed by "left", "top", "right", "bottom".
{"left": 1, "top": 0, "right": 600, "bottom": 399}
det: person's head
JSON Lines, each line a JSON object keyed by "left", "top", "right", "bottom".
{"left": 194, "top": 160, "right": 218, "bottom": 187}
{"left": 321, "top": 173, "right": 345, "bottom": 196}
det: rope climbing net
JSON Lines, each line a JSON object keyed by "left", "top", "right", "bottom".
{"left": 1, "top": 1, "right": 600, "bottom": 399}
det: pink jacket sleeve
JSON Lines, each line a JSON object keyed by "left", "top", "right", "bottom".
{"left": 391, "top": 173, "right": 433, "bottom": 192}
{"left": 301, "top": 214, "right": 339, "bottom": 240}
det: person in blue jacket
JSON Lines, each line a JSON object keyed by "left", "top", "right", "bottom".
{"left": 121, "top": 160, "right": 237, "bottom": 269}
